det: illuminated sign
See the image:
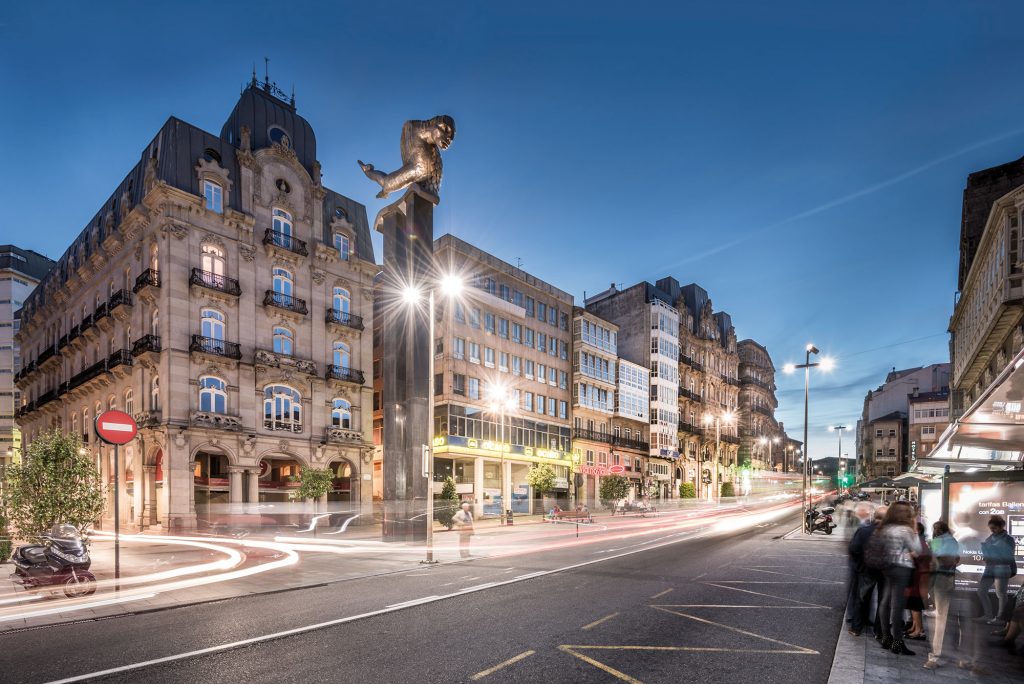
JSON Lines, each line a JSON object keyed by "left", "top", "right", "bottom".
{"left": 431, "top": 435, "right": 569, "bottom": 461}
{"left": 578, "top": 464, "right": 626, "bottom": 476}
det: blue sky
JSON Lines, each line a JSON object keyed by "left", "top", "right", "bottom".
{"left": 3, "top": 1, "right": 1024, "bottom": 460}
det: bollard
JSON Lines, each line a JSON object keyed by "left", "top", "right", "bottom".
{"left": 506, "top": 508, "right": 513, "bottom": 526}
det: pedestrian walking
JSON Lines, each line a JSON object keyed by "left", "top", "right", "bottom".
{"left": 905, "top": 521, "right": 931, "bottom": 640}
{"left": 875, "top": 500, "right": 921, "bottom": 655}
{"left": 452, "top": 502, "right": 474, "bottom": 559}
{"left": 977, "top": 515, "right": 1016, "bottom": 625}
{"left": 851, "top": 505, "right": 886, "bottom": 637}
{"left": 846, "top": 502, "right": 874, "bottom": 632}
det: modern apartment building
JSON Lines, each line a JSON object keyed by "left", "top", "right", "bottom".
{"left": 0, "top": 246, "right": 54, "bottom": 472}
{"left": 15, "top": 78, "right": 375, "bottom": 531}
{"left": 907, "top": 390, "right": 950, "bottom": 464}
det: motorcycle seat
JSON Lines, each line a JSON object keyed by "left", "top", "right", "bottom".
{"left": 20, "top": 546, "right": 47, "bottom": 563}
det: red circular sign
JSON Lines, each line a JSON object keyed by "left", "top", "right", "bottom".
{"left": 95, "top": 410, "right": 138, "bottom": 445}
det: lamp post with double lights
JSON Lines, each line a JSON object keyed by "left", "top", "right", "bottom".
{"left": 702, "top": 409, "right": 735, "bottom": 501}
{"left": 486, "top": 382, "right": 517, "bottom": 525}
{"left": 828, "top": 424, "right": 850, "bottom": 491}
{"left": 783, "top": 344, "right": 834, "bottom": 533}
{"left": 400, "top": 272, "right": 464, "bottom": 562}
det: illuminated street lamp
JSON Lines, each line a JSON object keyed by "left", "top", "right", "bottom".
{"left": 783, "top": 344, "right": 834, "bottom": 533}
{"left": 703, "top": 409, "right": 735, "bottom": 501}
{"left": 757, "top": 435, "right": 780, "bottom": 470}
{"left": 828, "top": 424, "right": 850, "bottom": 489}
{"left": 486, "top": 382, "right": 517, "bottom": 525}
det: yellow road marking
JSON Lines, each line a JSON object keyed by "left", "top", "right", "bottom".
{"left": 650, "top": 588, "right": 673, "bottom": 599}
{"left": 582, "top": 612, "right": 620, "bottom": 630}
{"left": 559, "top": 645, "right": 643, "bottom": 684}
{"left": 741, "top": 567, "right": 843, "bottom": 583}
{"left": 470, "top": 650, "right": 536, "bottom": 680}
{"left": 649, "top": 606, "right": 818, "bottom": 654}
{"left": 703, "top": 582, "right": 830, "bottom": 608}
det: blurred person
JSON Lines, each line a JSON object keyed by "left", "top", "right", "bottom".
{"left": 850, "top": 505, "right": 886, "bottom": 637}
{"left": 846, "top": 502, "right": 874, "bottom": 632}
{"left": 905, "top": 521, "right": 931, "bottom": 640}
{"left": 991, "top": 582, "right": 1024, "bottom": 654}
{"left": 876, "top": 501, "right": 921, "bottom": 655}
{"left": 977, "top": 515, "right": 1015, "bottom": 625}
{"left": 452, "top": 502, "right": 474, "bottom": 559}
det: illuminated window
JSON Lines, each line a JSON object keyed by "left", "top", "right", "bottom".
{"left": 333, "top": 233, "right": 351, "bottom": 261}
{"left": 199, "top": 376, "right": 227, "bottom": 414}
{"left": 263, "top": 384, "right": 301, "bottom": 432}
{"left": 203, "top": 180, "right": 223, "bottom": 213}
{"left": 331, "top": 398, "right": 352, "bottom": 429}
{"left": 273, "top": 327, "right": 294, "bottom": 355}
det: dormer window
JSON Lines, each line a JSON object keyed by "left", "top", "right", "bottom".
{"left": 268, "top": 125, "right": 290, "bottom": 146}
{"left": 333, "top": 232, "right": 352, "bottom": 261}
{"left": 203, "top": 180, "right": 223, "bottom": 213}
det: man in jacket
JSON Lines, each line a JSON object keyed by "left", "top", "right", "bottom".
{"left": 849, "top": 505, "right": 885, "bottom": 637}
{"left": 978, "top": 515, "right": 1016, "bottom": 625}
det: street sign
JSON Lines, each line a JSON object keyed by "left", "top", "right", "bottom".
{"left": 94, "top": 410, "right": 138, "bottom": 445}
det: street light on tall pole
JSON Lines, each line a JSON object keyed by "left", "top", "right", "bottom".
{"left": 487, "top": 382, "right": 517, "bottom": 525}
{"left": 783, "top": 344, "right": 834, "bottom": 533}
{"left": 828, "top": 424, "right": 850, "bottom": 490}
{"left": 703, "top": 409, "right": 735, "bottom": 501}
{"left": 758, "top": 436, "right": 780, "bottom": 471}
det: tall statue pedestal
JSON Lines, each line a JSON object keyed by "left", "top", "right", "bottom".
{"left": 377, "top": 185, "right": 437, "bottom": 542}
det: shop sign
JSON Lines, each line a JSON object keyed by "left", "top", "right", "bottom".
{"left": 553, "top": 477, "right": 569, "bottom": 489}
{"left": 578, "top": 464, "right": 625, "bottom": 476}
{"left": 434, "top": 435, "right": 568, "bottom": 461}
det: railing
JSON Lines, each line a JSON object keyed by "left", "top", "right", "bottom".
{"left": 67, "top": 324, "right": 80, "bottom": 343}
{"left": 326, "top": 365, "right": 365, "bottom": 385}
{"left": 572, "top": 427, "right": 611, "bottom": 443}
{"left": 678, "top": 421, "right": 704, "bottom": 436}
{"left": 36, "top": 389, "right": 58, "bottom": 409}
{"left": 109, "top": 289, "right": 133, "bottom": 309}
{"left": 37, "top": 345, "right": 56, "bottom": 365}
{"left": 189, "top": 335, "right": 242, "bottom": 360}
{"left": 79, "top": 313, "right": 94, "bottom": 333}
{"left": 190, "top": 268, "right": 241, "bottom": 296}
{"left": 740, "top": 375, "right": 773, "bottom": 391}
{"left": 680, "top": 355, "right": 704, "bottom": 372}
{"left": 107, "top": 349, "right": 133, "bottom": 370}
{"left": 724, "top": 376, "right": 740, "bottom": 387}
{"left": 131, "top": 334, "right": 161, "bottom": 356}
{"left": 753, "top": 405, "right": 774, "bottom": 418}
{"left": 94, "top": 302, "right": 109, "bottom": 322}
{"left": 264, "top": 290, "right": 308, "bottom": 315}
{"left": 325, "top": 308, "right": 364, "bottom": 331}
{"left": 57, "top": 334, "right": 69, "bottom": 351}
{"left": 721, "top": 434, "right": 741, "bottom": 445}
{"left": 678, "top": 387, "right": 704, "bottom": 402}
{"left": 69, "top": 358, "right": 108, "bottom": 390}
{"left": 262, "top": 229, "right": 308, "bottom": 257}
{"left": 611, "top": 434, "right": 650, "bottom": 451}
{"left": 133, "top": 268, "right": 160, "bottom": 292}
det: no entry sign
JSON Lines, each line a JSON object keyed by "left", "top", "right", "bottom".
{"left": 95, "top": 410, "right": 138, "bottom": 445}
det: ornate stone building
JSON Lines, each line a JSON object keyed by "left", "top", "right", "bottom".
{"left": 737, "top": 339, "right": 785, "bottom": 471}
{"left": 15, "top": 79, "right": 375, "bottom": 531}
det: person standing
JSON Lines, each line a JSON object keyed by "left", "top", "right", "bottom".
{"left": 846, "top": 502, "right": 874, "bottom": 634}
{"left": 905, "top": 521, "right": 932, "bottom": 640}
{"left": 853, "top": 506, "right": 886, "bottom": 638}
{"left": 923, "top": 522, "right": 960, "bottom": 670}
{"left": 977, "top": 515, "right": 1016, "bottom": 625}
{"left": 452, "top": 502, "right": 474, "bottom": 559}
{"left": 877, "top": 501, "right": 921, "bottom": 655}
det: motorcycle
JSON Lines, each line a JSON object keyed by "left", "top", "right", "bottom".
{"left": 805, "top": 505, "right": 837, "bottom": 535}
{"left": 10, "top": 524, "right": 97, "bottom": 598}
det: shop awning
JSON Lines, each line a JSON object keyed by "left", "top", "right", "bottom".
{"left": 914, "top": 347, "right": 1024, "bottom": 475}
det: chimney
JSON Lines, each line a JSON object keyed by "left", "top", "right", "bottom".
{"left": 912, "top": 387, "right": 919, "bottom": 398}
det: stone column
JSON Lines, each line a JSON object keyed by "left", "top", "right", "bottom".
{"left": 228, "top": 467, "right": 244, "bottom": 514}
{"left": 141, "top": 464, "right": 158, "bottom": 528}
{"left": 246, "top": 468, "right": 260, "bottom": 513}
{"left": 502, "top": 460, "right": 513, "bottom": 518}
{"left": 473, "top": 456, "right": 485, "bottom": 519}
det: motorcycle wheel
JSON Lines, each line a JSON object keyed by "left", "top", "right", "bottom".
{"left": 63, "top": 572, "right": 97, "bottom": 599}
{"left": 824, "top": 526, "right": 833, "bottom": 535}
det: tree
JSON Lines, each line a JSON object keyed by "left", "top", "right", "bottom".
{"left": 526, "top": 463, "right": 556, "bottom": 494}
{"left": 289, "top": 467, "right": 335, "bottom": 507}
{"left": 599, "top": 475, "right": 631, "bottom": 507}
{"left": 0, "top": 509, "right": 11, "bottom": 563}
{"left": 435, "top": 476, "right": 459, "bottom": 530}
{"left": 720, "top": 482, "right": 735, "bottom": 498}
{"left": 1, "top": 430, "right": 105, "bottom": 541}
{"left": 678, "top": 482, "right": 696, "bottom": 498}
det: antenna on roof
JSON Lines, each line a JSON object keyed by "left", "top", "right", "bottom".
{"left": 264, "top": 57, "right": 270, "bottom": 85}
{"left": 291, "top": 83, "right": 295, "bottom": 108}
{"left": 516, "top": 257, "right": 523, "bottom": 269}
{"left": 251, "top": 63, "right": 257, "bottom": 87}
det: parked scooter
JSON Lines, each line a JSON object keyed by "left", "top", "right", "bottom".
{"left": 10, "top": 524, "right": 97, "bottom": 598}
{"left": 805, "top": 505, "right": 837, "bottom": 535}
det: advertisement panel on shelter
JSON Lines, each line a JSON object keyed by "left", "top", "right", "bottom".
{"left": 944, "top": 473, "right": 1024, "bottom": 590}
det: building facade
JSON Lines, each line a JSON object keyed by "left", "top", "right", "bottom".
{"left": 15, "top": 79, "right": 375, "bottom": 531}
{"left": 864, "top": 412, "right": 905, "bottom": 479}
{"left": 907, "top": 390, "right": 950, "bottom": 465}
{"left": 422, "top": 235, "right": 574, "bottom": 517}
{"left": 736, "top": 339, "right": 784, "bottom": 471}
{"left": 1, "top": 246, "right": 54, "bottom": 474}
{"left": 613, "top": 358, "right": 650, "bottom": 500}
{"left": 571, "top": 308, "right": 619, "bottom": 506}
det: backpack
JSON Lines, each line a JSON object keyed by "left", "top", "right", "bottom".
{"left": 864, "top": 527, "right": 890, "bottom": 571}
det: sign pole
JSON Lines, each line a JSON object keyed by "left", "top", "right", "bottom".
{"left": 94, "top": 409, "right": 136, "bottom": 595}
{"left": 114, "top": 442, "right": 120, "bottom": 593}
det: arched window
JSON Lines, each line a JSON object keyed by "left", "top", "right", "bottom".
{"left": 108, "top": 394, "right": 116, "bottom": 410}
{"left": 124, "top": 389, "right": 134, "bottom": 416}
{"left": 151, "top": 308, "right": 160, "bottom": 336}
{"left": 95, "top": 400, "right": 103, "bottom": 418}
{"left": 201, "top": 308, "right": 225, "bottom": 342}
{"left": 199, "top": 376, "right": 227, "bottom": 414}
{"left": 263, "top": 384, "right": 301, "bottom": 432}
{"left": 331, "top": 398, "right": 352, "bottom": 429}
{"left": 150, "top": 376, "right": 160, "bottom": 411}
{"left": 203, "top": 180, "right": 223, "bottom": 213}
{"left": 72, "top": 412, "right": 79, "bottom": 435}
{"left": 201, "top": 243, "right": 225, "bottom": 276}
{"left": 332, "top": 341, "right": 350, "bottom": 369}
{"left": 83, "top": 408, "right": 90, "bottom": 438}
{"left": 333, "top": 233, "right": 351, "bottom": 261}
{"left": 332, "top": 287, "right": 350, "bottom": 315}
{"left": 272, "top": 267, "right": 293, "bottom": 297}
{"left": 273, "top": 327, "right": 293, "bottom": 355}
{"left": 124, "top": 266, "right": 132, "bottom": 291}
{"left": 109, "top": 280, "right": 116, "bottom": 298}
{"left": 149, "top": 244, "right": 159, "bottom": 274}
{"left": 272, "top": 208, "right": 293, "bottom": 248}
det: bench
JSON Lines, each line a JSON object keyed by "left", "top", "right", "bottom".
{"left": 550, "top": 510, "right": 593, "bottom": 523}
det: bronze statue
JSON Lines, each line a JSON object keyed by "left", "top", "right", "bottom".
{"left": 359, "top": 115, "right": 455, "bottom": 201}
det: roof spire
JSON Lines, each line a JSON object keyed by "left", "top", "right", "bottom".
{"left": 291, "top": 83, "right": 295, "bottom": 107}
{"left": 251, "top": 62, "right": 257, "bottom": 87}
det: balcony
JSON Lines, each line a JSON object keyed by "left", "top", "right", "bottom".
{"left": 721, "top": 434, "right": 741, "bottom": 445}
{"left": 680, "top": 355, "right": 704, "bottom": 372}
{"left": 678, "top": 387, "right": 704, "bottom": 402}
{"left": 752, "top": 405, "right": 774, "bottom": 418}
{"left": 79, "top": 313, "right": 95, "bottom": 336}
{"left": 189, "top": 335, "right": 242, "bottom": 360}
{"left": 254, "top": 349, "right": 317, "bottom": 376}
{"left": 133, "top": 268, "right": 160, "bottom": 293}
{"left": 190, "top": 411, "right": 243, "bottom": 432}
{"left": 109, "top": 289, "right": 134, "bottom": 313}
{"left": 262, "top": 229, "right": 308, "bottom": 257}
{"left": 611, "top": 433, "right": 650, "bottom": 451}
{"left": 190, "top": 268, "right": 241, "bottom": 297}
{"left": 107, "top": 349, "right": 133, "bottom": 373}
{"left": 131, "top": 334, "right": 162, "bottom": 357}
{"left": 678, "top": 421, "right": 704, "bottom": 436}
{"left": 94, "top": 302, "right": 109, "bottom": 323}
{"left": 37, "top": 345, "right": 57, "bottom": 366}
{"left": 264, "top": 290, "right": 308, "bottom": 316}
{"left": 57, "top": 334, "right": 69, "bottom": 351}
{"left": 67, "top": 324, "right": 80, "bottom": 345}
{"left": 326, "top": 365, "right": 365, "bottom": 385}
{"left": 69, "top": 359, "right": 108, "bottom": 391}
{"left": 325, "top": 427, "right": 364, "bottom": 444}
{"left": 741, "top": 375, "right": 774, "bottom": 391}
{"left": 36, "top": 389, "right": 58, "bottom": 410}
{"left": 325, "top": 308, "right": 364, "bottom": 331}
{"left": 724, "top": 376, "right": 740, "bottom": 387}
{"left": 572, "top": 427, "right": 612, "bottom": 444}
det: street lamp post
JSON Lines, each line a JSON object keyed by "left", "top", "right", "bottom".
{"left": 703, "top": 410, "right": 735, "bottom": 502}
{"left": 828, "top": 424, "right": 849, "bottom": 490}
{"left": 784, "top": 344, "right": 833, "bottom": 533}
{"left": 758, "top": 436, "right": 780, "bottom": 471}
{"left": 487, "top": 383, "right": 517, "bottom": 526}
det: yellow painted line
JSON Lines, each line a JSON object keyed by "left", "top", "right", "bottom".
{"left": 582, "top": 612, "right": 620, "bottom": 630}
{"left": 650, "top": 588, "right": 673, "bottom": 599}
{"left": 649, "top": 606, "right": 818, "bottom": 654}
{"left": 559, "top": 646, "right": 643, "bottom": 684}
{"left": 470, "top": 650, "right": 536, "bottom": 680}
{"left": 703, "top": 582, "right": 830, "bottom": 608}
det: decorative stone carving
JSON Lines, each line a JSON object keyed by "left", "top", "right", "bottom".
{"left": 278, "top": 439, "right": 289, "bottom": 453}
{"left": 174, "top": 430, "right": 188, "bottom": 448}
{"left": 144, "top": 155, "right": 158, "bottom": 193}
{"left": 190, "top": 411, "right": 242, "bottom": 432}
{"left": 160, "top": 222, "right": 188, "bottom": 240}
{"left": 240, "top": 125, "right": 251, "bottom": 151}
{"left": 294, "top": 359, "right": 317, "bottom": 376}
{"left": 240, "top": 245, "right": 256, "bottom": 262}
{"left": 255, "top": 349, "right": 280, "bottom": 367}
{"left": 311, "top": 269, "right": 326, "bottom": 285}
{"left": 325, "top": 427, "right": 364, "bottom": 444}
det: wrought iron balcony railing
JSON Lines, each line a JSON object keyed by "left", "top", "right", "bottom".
{"left": 264, "top": 290, "right": 308, "bottom": 315}
{"left": 133, "top": 268, "right": 160, "bottom": 293}
{"left": 189, "top": 335, "right": 242, "bottom": 360}
{"left": 326, "top": 365, "right": 365, "bottom": 385}
{"left": 262, "top": 229, "right": 308, "bottom": 257}
{"left": 109, "top": 289, "right": 134, "bottom": 310}
{"left": 325, "top": 308, "right": 364, "bottom": 331}
{"left": 107, "top": 349, "right": 133, "bottom": 370}
{"left": 190, "top": 268, "right": 242, "bottom": 296}
{"left": 131, "top": 334, "right": 162, "bottom": 356}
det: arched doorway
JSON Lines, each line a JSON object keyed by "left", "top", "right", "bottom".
{"left": 327, "top": 460, "right": 355, "bottom": 502}
{"left": 194, "top": 451, "right": 229, "bottom": 527}
{"left": 258, "top": 457, "right": 303, "bottom": 503}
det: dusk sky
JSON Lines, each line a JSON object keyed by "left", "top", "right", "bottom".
{"left": 4, "top": 1, "right": 1024, "bottom": 460}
